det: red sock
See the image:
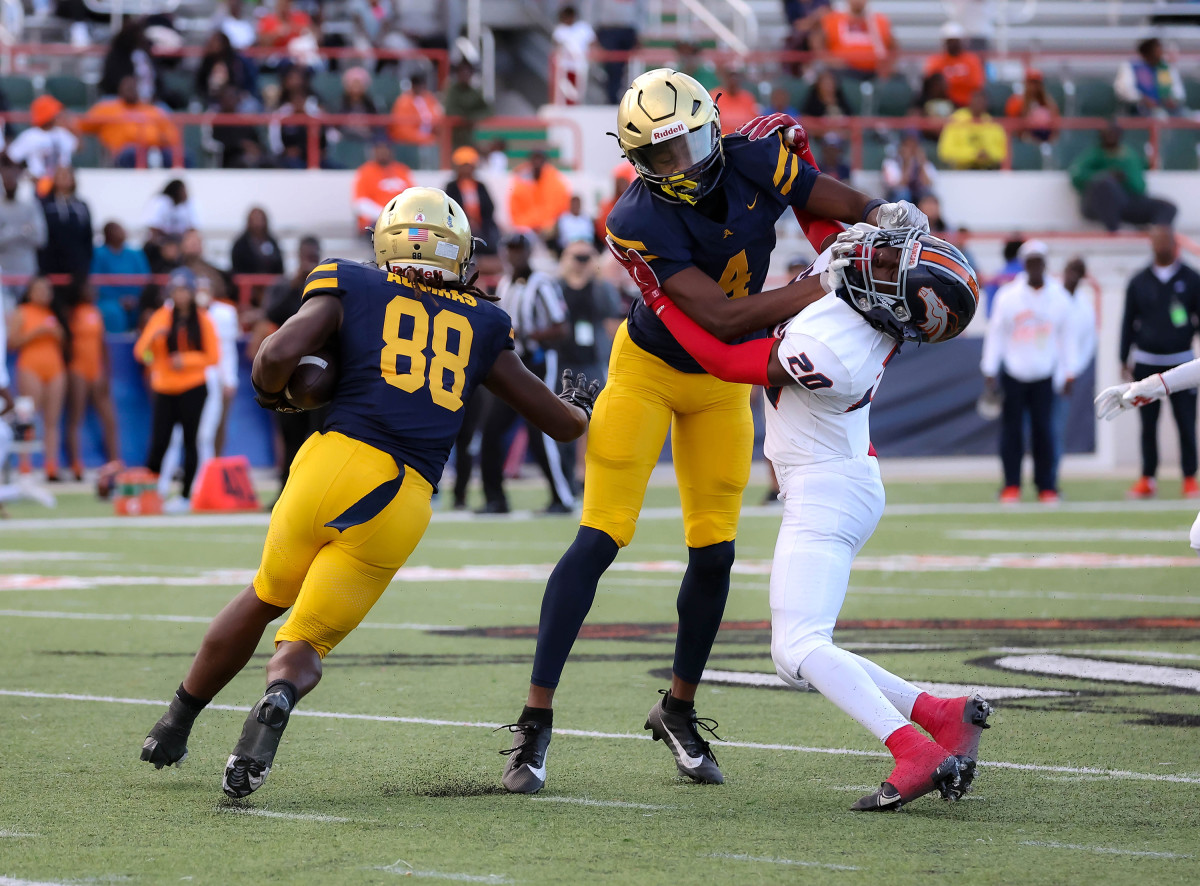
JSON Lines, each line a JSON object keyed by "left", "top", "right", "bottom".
{"left": 911, "top": 692, "right": 954, "bottom": 733}
{"left": 883, "top": 724, "right": 928, "bottom": 761}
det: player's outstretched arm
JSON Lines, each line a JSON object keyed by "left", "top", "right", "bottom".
{"left": 1096, "top": 357, "right": 1200, "bottom": 420}
{"left": 485, "top": 351, "right": 591, "bottom": 442}
{"left": 253, "top": 295, "right": 343, "bottom": 401}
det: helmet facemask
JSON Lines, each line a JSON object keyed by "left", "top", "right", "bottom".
{"left": 840, "top": 227, "right": 924, "bottom": 342}
{"left": 625, "top": 119, "right": 724, "bottom": 205}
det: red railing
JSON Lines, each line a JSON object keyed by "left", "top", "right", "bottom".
{"left": 809, "top": 114, "right": 1200, "bottom": 172}
{"left": 0, "top": 110, "right": 585, "bottom": 171}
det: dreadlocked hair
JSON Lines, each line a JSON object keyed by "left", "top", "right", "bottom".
{"left": 397, "top": 265, "right": 499, "bottom": 302}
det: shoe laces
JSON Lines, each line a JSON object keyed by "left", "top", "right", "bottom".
{"left": 496, "top": 722, "right": 543, "bottom": 766}
{"left": 657, "top": 691, "right": 725, "bottom": 762}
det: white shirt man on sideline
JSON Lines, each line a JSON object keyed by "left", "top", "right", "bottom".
{"left": 981, "top": 240, "right": 1076, "bottom": 503}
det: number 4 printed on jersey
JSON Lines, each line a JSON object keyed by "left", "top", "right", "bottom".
{"left": 786, "top": 352, "right": 833, "bottom": 391}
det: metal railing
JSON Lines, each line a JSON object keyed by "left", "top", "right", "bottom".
{"left": 0, "top": 110, "right": 586, "bottom": 171}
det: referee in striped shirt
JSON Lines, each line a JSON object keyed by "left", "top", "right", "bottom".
{"left": 479, "top": 232, "right": 577, "bottom": 513}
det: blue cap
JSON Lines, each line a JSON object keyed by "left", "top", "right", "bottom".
{"left": 167, "top": 267, "right": 197, "bottom": 291}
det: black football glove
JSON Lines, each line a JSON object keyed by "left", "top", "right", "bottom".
{"left": 558, "top": 369, "right": 601, "bottom": 420}
{"left": 253, "top": 380, "right": 302, "bottom": 414}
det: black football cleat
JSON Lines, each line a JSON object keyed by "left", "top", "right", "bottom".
{"left": 141, "top": 713, "right": 192, "bottom": 769}
{"left": 500, "top": 721, "right": 552, "bottom": 793}
{"left": 645, "top": 691, "right": 725, "bottom": 785}
{"left": 222, "top": 687, "right": 293, "bottom": 799}
{"left": 852, "top": 749, "right": 969, "bottom": 812}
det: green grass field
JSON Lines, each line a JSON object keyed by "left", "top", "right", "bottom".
{"left": 1, "top": 476, "right": 1199, "bottom": 885}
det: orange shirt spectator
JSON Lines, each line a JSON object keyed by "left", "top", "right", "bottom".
{"left": 80, "top": 76, "right": 180, "bottom": 155}
{"left": 13, "top": 300, "right": 65, "bottom": 382}
{"left": 134, "top": 299, "right": 219, "bottom": 396}
{"left": 822, "top": 0, "right": 895, "bottom": 76}
{"left": 711, "top": 69, "right": 761, "bottom": 134}
{"left": 1005, "top": 69, "right": 1060, "bottom": 142}
{"left": 389, "top": 73, "right": 444, "bottom": 146}
{"left": 258, "top": 0, "right": 312, "bottom": 48}
{"left": 353, "top": 140, "right": 415, "bottom": 230}
{"left": 69, "top": 302, "right": 106, "bottom": 382}
{"left": 508, "top": 151, "right": 571, "bottom": 236}
{"left": 924, "top": 23, "right": 985, "bottom": 108}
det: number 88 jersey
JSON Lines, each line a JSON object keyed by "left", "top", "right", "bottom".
{"left": 307, "top": 258, "right": 515, "bottom": 490}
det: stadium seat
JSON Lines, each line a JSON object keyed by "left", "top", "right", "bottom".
{"left": 45, "top": 75, "right": 90, "bottom": 110}
{"left": 74, "top": 136, "right": 104, "bottom": 168}
{"left": 1010, "top": 138, "right": 1045, "bottom": 170}
{"left": 860, "top": 134, "right": 889, "bottom": 172}
{"left": 778, "top": 76, "right": 808, "bottom": 113}
{"left": 1161, "top": 129, "right": 1199, "bottom": 170}
{"left": 0, "top": 75, "right": 34, "bottom": 108}
{"left": 1042, "top": 76, "right": 1067, "bottom": 111}
{"left": 312, "top": 70, "right": 343, "bottom": 109}
{"left": 330, "top": 136, "right": 368, "bottom": 168}
{"left": 843, "top": 79, "right": 866, "bottom": 115}
{"left": 1055, "top": 129, "right": 1096, "bottom": 168}
{"left": 984, "top": 80, "right": 1013, "bottom": 117}
{"left": 874, "top": 76, "right": 914, "bottom": 117}
{"left": 158, "top": 68, "right": 193, "bottom": 110}
{"left": 1071, "top": 78, "right": 1116, "bottom": 117}
{"left": 370, "top": 74, "right": 401, "bottom": 112}
{"left": 1186, "top": 78, "right": 1200, "bottom": 111}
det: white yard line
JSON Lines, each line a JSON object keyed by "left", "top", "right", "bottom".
{"left": 0, "top": 609, "right": 461, "bottom": 632}
{"left": 701, "top": 669, "right": 1073, "bottom": 700}
{"left": 216, "top": 807, "right": 366, "bottom": 823}
{"left": 2, "top": 497, "right": 1196, "bottom": 533}
{"left": 0, "top": 552, "right": 115, "bottom": 561}
{"left": 0, "top": 877, "right": 73, "bottom": 886}
{"left": 1019, "top": 841, "right": 1192, "bottom": 859}
{"left": 0, "top": 832, "right": 39, "bottom": 838}
{"left": 705, "top": 853, "right": 860, "bottom": 871}
{"left": 529, "top": 796, "right": 673, "bottom": 810}
{"left": 3, "top": 689, "right": 1198, "bottom": 785}
{"left": 376, "top": 863, "right": 512, "bottom": 884}
{"left": 949, "top": 529, "right": 1191, "bottom": 542}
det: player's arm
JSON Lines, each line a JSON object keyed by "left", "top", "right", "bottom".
{"left": 484, "top": 351, "right": 593, "bottom": 442}
{"left": 661, "top": 266, "right": 830, "bottom": 341}
{"left": 252, "top": 294, "right": 342, "bottom": 405}
{"left": 1096, "top": 356, "right": 1200, "bottom": 420}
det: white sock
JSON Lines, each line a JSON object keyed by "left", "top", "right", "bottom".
{"left": 846, "top": 652, "right": 924, "bottom": 720}
{"left": 799, "top": 645, "right": 911, "bottom": 742}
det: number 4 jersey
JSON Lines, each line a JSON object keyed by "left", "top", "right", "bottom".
{"left": 305, "top": 258, "right": 515, "bottom": 489}
{"left": 764, "top": 249, "right": 900, "bottom": 467}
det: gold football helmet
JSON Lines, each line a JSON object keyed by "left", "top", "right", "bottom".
{"left": 372, "top": 187, "right": 475, "bottom": 282}
{"left": 616, "top": 68, "right": 723, "bottom": 205}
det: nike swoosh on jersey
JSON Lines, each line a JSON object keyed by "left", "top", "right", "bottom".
{"left": 747, "top": 193, "right": 758, "bottom": 209}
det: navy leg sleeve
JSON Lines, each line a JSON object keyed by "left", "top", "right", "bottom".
{"left": 530, "top": 527, "right": 620, "bottom": 689}
{"left": 672, "top": 541, "right": 736, "bottom": 685}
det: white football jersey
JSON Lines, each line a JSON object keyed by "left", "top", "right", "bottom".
{"left": 764, "top": 257, "right": 899, "bottom": 467}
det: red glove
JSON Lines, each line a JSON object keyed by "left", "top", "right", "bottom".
{"left": 606, "top": 240, "right": 669, "bottom": 314}
{"left": 737, "top": 113, "right": 810, "bottom": 157}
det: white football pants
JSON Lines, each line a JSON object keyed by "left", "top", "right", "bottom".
{"left": 770, "top": 457, "right": 924, "bottom": 742}
{"left": 160, "top": 371, "right": 223, "bottom": 497}
{"left": 1191, "top": 509, "right": 1200, "bottom": 556}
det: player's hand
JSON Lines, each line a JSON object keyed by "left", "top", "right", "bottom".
{"left": 736, "top": 113, "right": 810, "bottom": 156}
{"left": 1095, "top": 375, "right": 1168, "bottom": 420}
{"left": 559, "top": 369, "right": 601, "bottom": 420}
{"left": 872, "top": 200, "right": 930, "bottom": 232}
{"left": 252, "top": 381, "right": 302, "bottom": 413}
{"left": 819, "top": 253, "right": 851, "bottom": 295}
{"left": 607, "top": 240, "right": 669, "bottom": 314}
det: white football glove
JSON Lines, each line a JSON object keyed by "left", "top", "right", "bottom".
{"left": 874, "top": 200, "right": 930, "bottom": 233}
{"left": 820, "top": 253, "right": 851, "bottom": 294}
{"left": 830, "top": 222, "right": 877, "bottom": 255}
{"left": 1094, "top": 375, "right": 1168, "bottom": 420}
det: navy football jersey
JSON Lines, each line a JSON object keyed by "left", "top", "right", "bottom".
{"left": 304, "top": 259, "right": 515, "bottom": 489}
{"left": 605, "top": 132, "right": 821, "bottom": 373}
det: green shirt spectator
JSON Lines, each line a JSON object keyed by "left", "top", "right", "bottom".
{"left": 1071, "top": 122, "right": 1176, "bottom": 231}
{"left": 443, "top": 61, "right": 492, "bottom": 150}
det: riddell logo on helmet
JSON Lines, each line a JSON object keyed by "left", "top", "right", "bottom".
{"left": 907, "top": 241, "right": 923, "bottom": 269}
{"left": 651, "top": 121, "right": 688, "bottom": 143}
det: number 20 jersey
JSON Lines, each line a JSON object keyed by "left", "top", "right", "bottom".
{"left": 305, "top": 258, "right": 515, "bottom": 489}
{"left": 764, "top": 249, "right": 899, "bottom": 468}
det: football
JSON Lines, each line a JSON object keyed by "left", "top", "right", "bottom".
{"left": 284, "top": 348, "right": 338, "bottom": 411}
